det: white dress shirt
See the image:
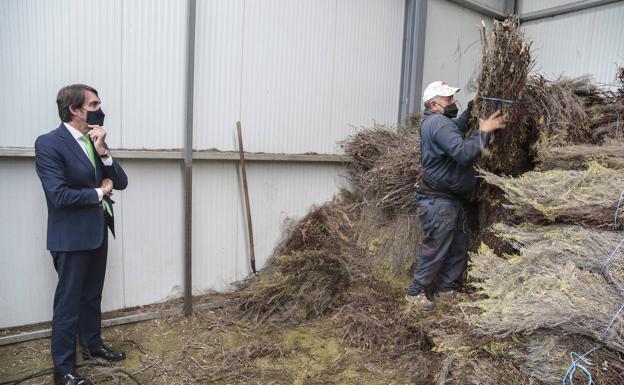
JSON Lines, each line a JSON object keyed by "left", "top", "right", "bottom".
{"left": 63, "top": 122, "right": 113, "bottom": 202}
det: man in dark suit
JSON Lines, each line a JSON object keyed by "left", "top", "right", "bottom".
{"left": 35, "top": 84, "right": 128, "bottom": 385}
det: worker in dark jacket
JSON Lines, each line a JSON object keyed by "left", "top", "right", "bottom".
{"left": 405, "top": 81, "right": 505, "bottom": 310}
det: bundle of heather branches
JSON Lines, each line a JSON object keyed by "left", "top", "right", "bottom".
{"left": 273, "top": 199, "right": 357, "bottom": 257}
{"left": 355, "top": 205, "right": 421, "bottom": 285}
{"left": 563, "top": 75, "right": 609, "bottom": 108}
{"left": 339, "top": 126, "right": 399, "bottom": 174}
{"left": 526, "top": 74, "right": 624, "bottom": 146}
{"left": 479, "top": 163, "right": 624, "bottom": 229}
{"left": 525, "top": 75, "right": 593, "bottom": 148}
{"left": 588, "top": 101, "right": 624, "bottom": 142}
{"left": 471, "top": 16, "right": 534, "bottom": 175}
{"left": 466, "top": 244, "right": 624, "bottom": 353}
{"left": 340, "top": 126, "right": 421, "bottom": 213}
{"left": 484, "top": 331, "right": 624, "bottom": 385}
{"left": 341, "top": 126, "right": 421, "bottom": 213}
{"left": 235, "top": 249, "right": 351, "bottom": 324}
{"left": 358, "top": 133, "right": 421, "bottom": 213}
{"left": 534, "top": 142, "right": 624, "bottom": 170}
{"left": 491, "top": 223, "right": 624, "bottom": 289}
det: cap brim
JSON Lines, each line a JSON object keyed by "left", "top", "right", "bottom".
{"left": 438, "top": 87, "right": 460, "bottom": 96}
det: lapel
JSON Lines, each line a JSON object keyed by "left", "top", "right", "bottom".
{"left": 57, "top": 123, "right": 97, "bottom": 181}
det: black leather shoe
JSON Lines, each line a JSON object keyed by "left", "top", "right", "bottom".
{"left": 54, "top": 373, "right": 94, "bottom": 385}
{"left": 81, "top": 344, "right": 126, "bottom": 361}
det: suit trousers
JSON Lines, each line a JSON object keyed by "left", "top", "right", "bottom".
{"left": 50, "top": 226, "right": 108, "bottom": 375}
{"left": 407, "top": 195, "right": 468, "bottom": 296}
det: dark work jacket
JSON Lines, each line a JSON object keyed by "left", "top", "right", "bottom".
{"left": 418, "top": 108, "right": 486, "bottom": 201}
{"left": 35, "top": 124, "right": 128, "bottom": 252}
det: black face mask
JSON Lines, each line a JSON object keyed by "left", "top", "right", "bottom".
{"left": 442, "top": 103, "right": 458, "bottom": 119}
{"left": 86, "top": 108, "right": 105, "bottom": 126}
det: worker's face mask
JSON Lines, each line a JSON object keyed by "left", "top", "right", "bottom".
{"left": 442, "top": 103, "right": 458, "bottom": 119}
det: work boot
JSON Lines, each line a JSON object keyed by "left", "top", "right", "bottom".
{"left": 405, "top": 292, "right": 435, "bottom": 311}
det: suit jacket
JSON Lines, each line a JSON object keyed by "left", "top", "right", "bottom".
{"left": 35, "top": 123, "right": 128, "bottom": 252}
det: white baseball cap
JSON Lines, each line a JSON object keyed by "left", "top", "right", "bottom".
{"left": 422, "top": 81, "right": 460, "bottom": 104}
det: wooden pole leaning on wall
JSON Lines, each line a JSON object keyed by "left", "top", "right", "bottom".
{"left": 236, "top": 121, "right": 257, "bottom": 274}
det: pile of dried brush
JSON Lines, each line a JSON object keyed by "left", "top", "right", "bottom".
{"left": 273, "top": 198, "right": 357, "bottom": 256}
{"left": 236, "top": 249, "right": 352, "bottom": 323}
{"left": 331, "top": 281, "right": 430, "bottom": 354}
{"left": 482, "top": 331, "right": 624, "bottom": 385}
{"left": 487, "top": 223, "right": 624, "bottom": 292}
{"left": 467, "top": 244, "right": 624, "bottom": 353}
{"left": 340, "top": 125, "right": 421, "bottom": 213}
{"left": 535, "top": 141, "right": 624, "bottom": 170}
{"left": 524, "top": 75, "right": 593, "bottom": 148}
{"left": 527, "top": 72, "right": 624, "bottom": 153}
{"left": 339, "top": 126, "right": 399, "bottom": 174}
{"left": 355, "top": 205, "right": 420, "bottom": 284}
{"left": 471, "top": 16, "right": 534, "bottom": 175}
{"left": 479, "top": 163, "right": 624, "bottom": 229}
{"left": 235, "top": 197, "right": 359, "bottom": 324}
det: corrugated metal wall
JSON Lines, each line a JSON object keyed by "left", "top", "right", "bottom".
{"left": 193, "top": 0, "right": 404, "bottom": 153}
{"left": 0, "top": 0, "right": 404, "bottom": 328}
{"left": 520, "top": 1, "right": 624, "bottom": 85}
{"left": 517, "top": 0, "right": 576, "bottom": 14}
{"left": 422, "top": 0, "right": 494, "bottom": 108}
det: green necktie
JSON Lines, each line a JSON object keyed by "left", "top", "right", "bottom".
{"left": 80, "top": 134, "right": 113, "bottom": 217}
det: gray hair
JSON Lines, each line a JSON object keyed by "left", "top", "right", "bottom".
{"left": 423, "top": 96, "right": 440, "bottom": 111}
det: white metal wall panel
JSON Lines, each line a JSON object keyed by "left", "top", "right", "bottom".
{"left": 239, "top": 0, "right": 336, "bottom": 154}
{"left": 471, "top": 0, "right": 510, "bottom": 13}
{"left": 522, "top": 1, "right": 624, "bottom": 86}
{"left": 517, "top": 0, "right": 578, "bottom": 14}
{"left": 244, "top": 162, "right": 346, "bottom": 270}
{"left": 192, "top": 161, "right": 346, "bottom": 294}
{"left": 330, "top": 0, "right": 405, "bottom": 153}
{"left": 120, "top": 160, "right": 185, "bottom": 307}
{"left": 192, "top": 162, "right": 245, "bottom": 293}
{"left": 423, "top": 0, "right": 492, "bottom": 108}
{"left": 0, "top": 158, "right": 125, "bottom": 328}
{"left": 194, "top": 0, "right": 405, "bottom": 154}
{"left": 193, "top": 0, "right": 245, "bottom": 153}
{"left": 0, "top": 0, "right": 123, "bottom": 149}
{"left": 0, "top": 159, "right": 56, "bottom": 327}
{"left": 120, "top": 0, "right": 188, "bottom": 149}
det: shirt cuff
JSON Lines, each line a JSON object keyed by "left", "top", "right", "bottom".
{"left": 101, "top": 154, "right": 113, "bottom": 166}
{"left": 95, "top": 188, "right": 103, "bottom": 202}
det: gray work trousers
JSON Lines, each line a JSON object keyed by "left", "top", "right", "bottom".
{"left": 407, "top": 195, "right": 468, "bottom": 295}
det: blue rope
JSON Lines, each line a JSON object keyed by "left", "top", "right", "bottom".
{"left": 478, "top": 96, "right": 518, "bottom": 104}
{"left": 562, "top": 351, "right": 595, "bottom": 385}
